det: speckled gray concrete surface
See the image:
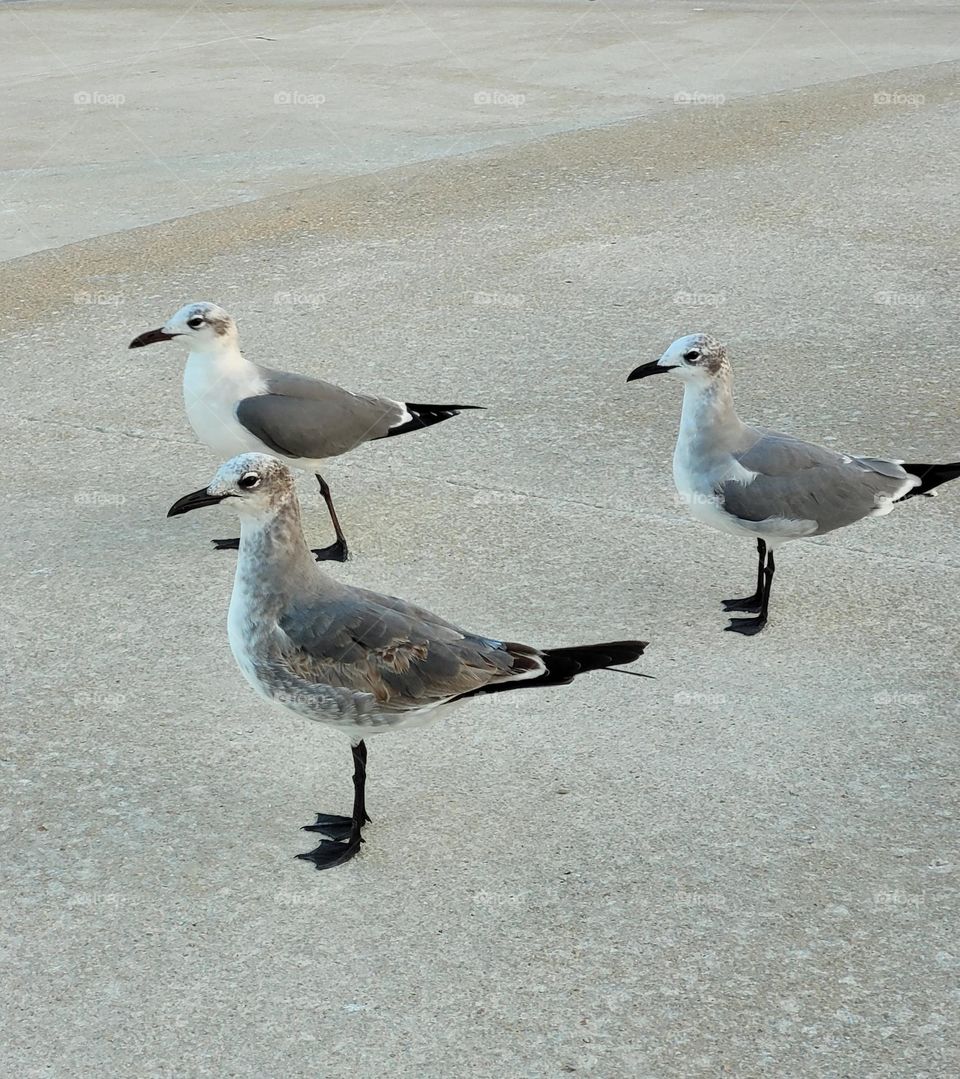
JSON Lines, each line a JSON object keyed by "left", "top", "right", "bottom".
{"left": 2, "top": 3, "right": 960, "bottom": 1078}
{"left": 5, "top": 0, "right": 960, "bottom": 259}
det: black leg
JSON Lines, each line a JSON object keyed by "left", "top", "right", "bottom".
{"left": 722, "top": 539, "right": 766, "bottom": 612}
{"left": 211, "top": 537, "right": 240, "bottom": 551}
{"left": 725, "top": 550, "right": 775, "bottom": 635}
{"left": 297, "top": 741, "right": 370, "bottom": 870}
{"left": 311, "top": 474, "right": 350, "bottom": 563}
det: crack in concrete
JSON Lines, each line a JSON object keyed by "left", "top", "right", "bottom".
{"left": 7, "top": 411, "right": 959, "bottom": 572}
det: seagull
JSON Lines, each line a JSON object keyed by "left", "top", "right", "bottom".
{"left": 131, "top": 302, "right": 482, "bottom": 562}
{"left": 628, "top": 333, "right": 960, "bottom": 635}
{"left": 167, "top": 453, "right": 649, "bottom": 870}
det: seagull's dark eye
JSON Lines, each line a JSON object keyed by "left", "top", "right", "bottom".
{"left": 238, "top": 473, "right": 261, "bottom": 490}
{"left": 683, "top": 350, "right": 700, "bottom": 362}
{"left": 187, "top": 317, "right": 204, "bottom": 329}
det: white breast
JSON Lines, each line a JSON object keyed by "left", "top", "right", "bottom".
{"left": 183, "top": 351, "right": 268, "bottom": 459}
{"left": 226, "top": 569, "right": 274, "bottom": 703}
{"left": 672, "top": 396, "right": 766, "bottom": 540}
{"left": 673, "top": 446, "right": 750, "bottom": 537}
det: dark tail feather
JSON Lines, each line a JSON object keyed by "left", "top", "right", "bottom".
{"left": 378, "top": 402, "right": 484, "bottom": 440}
{"left": 898, "top": 461, "right": 960, "bottom": 501}
{"left": 455, "top": 640, "right": 648, "bottom": 700}
{"left": 541, "top": 640, "right": 648, "bottom": 681}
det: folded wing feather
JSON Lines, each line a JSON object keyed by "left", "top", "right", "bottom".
{"left": 277, "top": 592, "right": 540, "bottom": 711}
{"left": 722, "top": 431, "right": 916, "bottom": 534}
{"left": 236, "top": 379, "right": 406, "bottom": 460}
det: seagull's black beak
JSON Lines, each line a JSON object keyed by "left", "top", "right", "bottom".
{"left": 627, "top": 360, "right": 671, "bottom": 382}
{"left": 167, "top": 487, "right": 227, "bottom": 517}
{"left": 129, "top": 327, "right": 176, "bottom": 349}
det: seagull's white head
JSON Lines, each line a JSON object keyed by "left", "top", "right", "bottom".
{"left": 627, "top": 333, "right": 729, "bottom": 386}
{"left": 167, "top": 453, "right": 296, "bottom": 520}
{"left": 129, "top": 301, "right": 238, "bottom": 353}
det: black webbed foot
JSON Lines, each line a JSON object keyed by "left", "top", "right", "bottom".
{"left": 296, "top": 833, "right": 364, "bottom": 870}
{"left": 724, "top": 615, "right": 768, "bottom": 636}
{"left": 302, "top": 811, "right": 371, "bottom": 841}
{"left": 721, "top": 594, "right": 763, "bottom": 613}
{"left": 297, "top": 740, "right": 369, "bottom": 870}
{"left": 312, "top": 539, "right": 349, "bottom": 563}
{"left": 211, "top": 537, "right": 240, "bottom": 551}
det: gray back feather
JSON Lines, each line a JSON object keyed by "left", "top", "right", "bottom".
{"left": 236, "top": 366, "right": 406, "bottom": 460}
{"left": 276, "top": 588, "right": 531, "bottom": 711}
{"left": 724, "top": 430, "right": 914, "bottom": 534}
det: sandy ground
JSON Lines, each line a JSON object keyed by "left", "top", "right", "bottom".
{"left": 2, "top": 2, "right": 959, "bottom": 1077}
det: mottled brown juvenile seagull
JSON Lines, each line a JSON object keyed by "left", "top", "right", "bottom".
{"left": 168, "top": 453, "right": 649, "bottom": 870}
{"left": 628, "top": 333, "right": 960, "bottom": 635}
{"left": 131, "top": 301, "right": 482, "bottom": 561}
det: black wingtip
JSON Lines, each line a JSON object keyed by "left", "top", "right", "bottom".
{"left": 378, "top": 402, "right": 485, "bottom": 440}
{"left": 452, "top": 638, "right": 648, "bottom": 702}
{"left": 541, "top": 639, "right": 648, "bottom": 681}
{"left": 898, "top": 461, "right": 960, "bottom": 501}
{"left": 404, "top": 402, "right": 486, "bottom": 411}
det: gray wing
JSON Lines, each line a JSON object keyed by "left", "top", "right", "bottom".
{"left": 276, "top": 591, "right": 541, "bottom": 711}
{"left": 722, "top": 430, "right": 916, "bottom": 535}
{"left": 236, "top": 368, "right": 406, "bottom": 460}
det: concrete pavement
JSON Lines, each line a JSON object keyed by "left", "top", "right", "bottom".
{"left": 2, "top": 3, "right": 959, "bottom": 1077}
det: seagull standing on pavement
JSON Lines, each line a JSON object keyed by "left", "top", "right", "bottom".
{"left": 131, "top": 302, "right": 482, "bottom": 561}
{"left": 167, "top": 453, "right": 648, "bottom": 870}
{"left": 628, "top": 333, "right": 960, "bottom": 635}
